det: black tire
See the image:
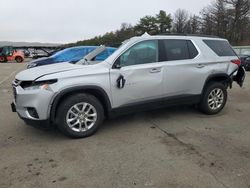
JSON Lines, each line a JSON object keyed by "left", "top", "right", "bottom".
{"left": 0, "top": 56, "right": 7, "bottom": 62}
{"left": 56, "top": 93, "right": 104, "bottom": 138}
{"left": 199, "top": 82, "right": 227, "bottom": 115}
{"left": 15, "top": 56, "right": 23, "bottom": 63}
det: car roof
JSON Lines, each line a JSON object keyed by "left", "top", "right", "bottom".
{"left": 66, "top": 46, "right": 116, "bottom": 50}
{"left": 129, "top": 33, "right": 227, "bottom": 42}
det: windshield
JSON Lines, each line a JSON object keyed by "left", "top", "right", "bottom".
{"left": 75, "top": 47, "right": 117, "bottom": 65}
{"left": 52, "top": 47, "right": 95, "bottom": 62}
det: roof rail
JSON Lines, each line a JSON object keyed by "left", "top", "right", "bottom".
{"left": 158, "top": 33, "right": 220, "bottom": 38}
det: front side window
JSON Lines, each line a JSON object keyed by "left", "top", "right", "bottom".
{"left": 118, "top": 40, "right": 158, "bottom": 67}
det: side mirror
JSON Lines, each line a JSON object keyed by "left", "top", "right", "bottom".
{"left": 113, "top": 58, "right": 122, "bottom": 69}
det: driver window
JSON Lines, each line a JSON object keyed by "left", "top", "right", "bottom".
{"left": 119, "top": 40, "right": 158, "bottom": 67}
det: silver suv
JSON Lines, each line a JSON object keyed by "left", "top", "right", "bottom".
{"left": 11, "top": 34, "right": 245, "bottom": 138}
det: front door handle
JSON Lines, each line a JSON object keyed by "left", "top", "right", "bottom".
{"left": 150, "top": 68, "right": 162, "bottom": 73}
{"left": 196, "top": 64, "right": 206, "bottom": 68}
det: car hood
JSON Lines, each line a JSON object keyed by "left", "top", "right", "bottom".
{"left": 27, "top": 57, "right": 53, "bottom": 67}
{"left": 31, "top": 57, "right": 50, "bottom": 63}
{"left": 16, "top": 62, "right": 84, "bottom": 81}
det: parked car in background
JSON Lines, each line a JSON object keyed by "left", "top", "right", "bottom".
{"left": 233, "top": 46, "right": 250, "bottom": 56}
{"left": 0, "top": 46, "right": 24, "bottom": 63}
{"left": 27, "top": 46, "right": 117, "bottom": 68}
{"left": 238, "top": 55, "right": 250, "bottom": 71}
{"left": 22, "top": 49, "right": 31, "bottom": 58}
{"left": 12, "top": 34, "right": 245, "bottom": 138}
{"left": 233, "top": 46, "right": 250, "bottom": 71}
{"left": 31, "top": 49, "right": 53, "bottom": 59}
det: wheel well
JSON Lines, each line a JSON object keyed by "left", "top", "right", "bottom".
{"left": 202, "top": 74, "right": 231, "bottom": 94}
{"left": 207, "top": 76, "right": 229, "bottom": 84}
{"left": 51, "top": 88, "right": 111, "bottom": 122}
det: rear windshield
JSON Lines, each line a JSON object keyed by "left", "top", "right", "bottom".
{"left": 203, "top": 40, "right": 236, "bottom": 56}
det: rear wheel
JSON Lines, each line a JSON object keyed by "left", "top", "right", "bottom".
{"left": 199, "top": 82, "right": 227, "bottom": 115}
{"left": 56, "top": 93, "right": 104, "bottom": 138}
{"left": 15, "top": 56, "right": 23, "bottom": 63}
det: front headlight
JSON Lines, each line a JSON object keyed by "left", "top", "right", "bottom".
{"left": 24, "top": 84, "right": 46, "bottom": 90}
{"left": 21, "top": 79, "right": 57, "bottom": 90}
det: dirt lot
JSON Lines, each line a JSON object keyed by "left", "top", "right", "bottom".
{"left": 0, "top": 62, "right": 250, "bottom": 188}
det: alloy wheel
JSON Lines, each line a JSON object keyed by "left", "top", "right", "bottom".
{"left": 66, "top": 102, "right": 97, "bottom": 132}
{"left": 208, "top": 88, "right": 224, "bottom": 110}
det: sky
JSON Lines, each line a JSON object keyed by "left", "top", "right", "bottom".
{"left": 0, "top": 0, "right": 212, "bottom": 44}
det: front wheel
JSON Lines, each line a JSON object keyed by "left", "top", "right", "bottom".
{"left": 199, "top": 82, "right": 227, "bottom": 115}
{"left": 56, "top": 93, "right": 104, "bottom": 138}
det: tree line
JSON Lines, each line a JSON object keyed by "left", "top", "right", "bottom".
{"left": 65, "top": 0, "right": 250, "bottom": 48}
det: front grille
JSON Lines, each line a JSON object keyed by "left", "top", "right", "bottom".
{"left": 12, "top": 79, "right": 20, "bottom": 102}
{"left": 13, "top": 79, "right": 21, "bottom": 87}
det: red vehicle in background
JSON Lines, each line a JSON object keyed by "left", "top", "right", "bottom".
{"left": 0, "top": 46, "right": 24, "bottom": 63}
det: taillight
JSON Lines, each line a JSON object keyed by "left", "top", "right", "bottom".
{"left": 231, "top": 59, "right": 241, "bottom": 66}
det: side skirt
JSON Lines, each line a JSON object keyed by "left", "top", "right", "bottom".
{"left": 108, "top": 94, "right": 201, "bottom": 118}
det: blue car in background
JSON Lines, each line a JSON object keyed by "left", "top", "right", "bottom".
{"left": 27, "top": 46, "right": 116, "bottom": 68}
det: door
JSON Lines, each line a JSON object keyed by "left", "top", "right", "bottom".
{"left": 159, "top": 39, "right": 205, "bottom": 96}
{"left": 110, "top": 40, "right": 164, "bottom": 108}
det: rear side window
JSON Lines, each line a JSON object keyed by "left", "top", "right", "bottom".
{"left": 187, "top": 41, "right": 199, "bottom": 59}
{"left": 203, "top": 40, "right": 236, "bottom": 56}
{"left": 160, "top": 39, "right": 198, "bottom": 61}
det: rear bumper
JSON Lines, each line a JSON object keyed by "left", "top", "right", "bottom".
{"left": 233, "top": 66, "right": 246, "bottom": 87}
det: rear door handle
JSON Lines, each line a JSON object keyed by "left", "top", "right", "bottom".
{"left": 196, "top": 64, "right": 206, "bottom": 68}
{"left": 150, "top": 68, "right": 162, "bottom": 73}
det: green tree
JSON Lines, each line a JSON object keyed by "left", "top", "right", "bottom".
{"left": 134, "top": 16, "right": 159, "bottom": 35}
{"left": 156, "top": 10, "right": 172, "bottom": 33}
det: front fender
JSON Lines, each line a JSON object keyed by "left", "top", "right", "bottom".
{"left": 49, "top": 85, "right": 112, "bottom": 122}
